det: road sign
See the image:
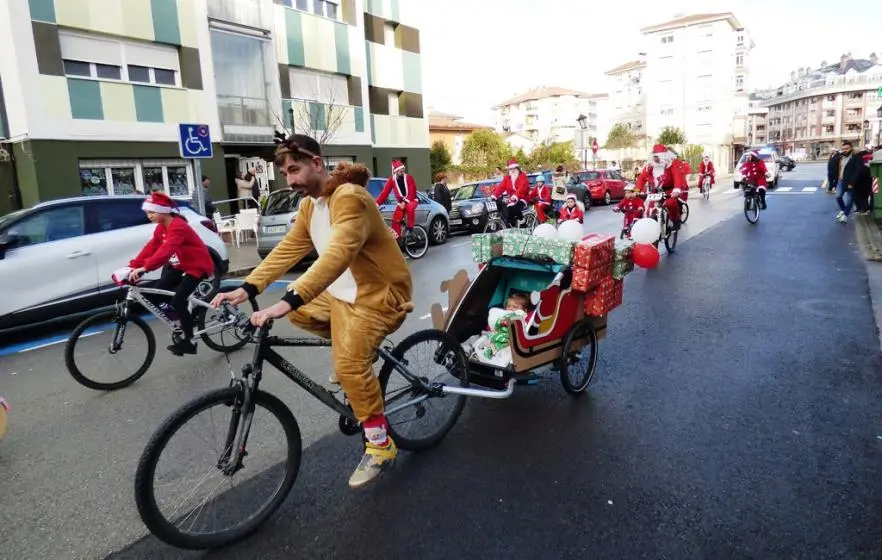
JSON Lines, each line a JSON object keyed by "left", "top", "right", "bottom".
{"left": 178, "top": 123, "right": 213, "bottom": 159}
{"left": 591, "top": 139, "right": 599, "bottom": 154}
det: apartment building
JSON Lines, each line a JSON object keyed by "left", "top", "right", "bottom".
{"left": 761, "top": 54, "right": 882, "bottom": 158}
{"left": 0, "top": 0, "right": 429, "bottom": 214}
{"left": 604, "top": 59, "right": 647, "bottom": 143}
{"left": 428, "top": 111, "right": 491, "bottom": 165}
{"left": 492, "top": 87, "right": 608, "bottom": 151}
{"left": 641, "top": 13, "right": 753, "bottom": 169}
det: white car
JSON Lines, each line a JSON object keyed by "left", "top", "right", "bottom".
{"left": 734, "top": 150, "right": 782, "bottom": 188}
{"left": 0, "top": 195, "right": 229, "bottom": 331}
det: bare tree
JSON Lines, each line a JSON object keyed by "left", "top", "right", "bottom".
{"left": 273, "top": 80, "right": 349, "bottom": 147}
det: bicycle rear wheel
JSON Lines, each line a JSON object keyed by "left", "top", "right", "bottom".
{"left": 664, "top": 217, "right": 678, "bottom": 253}
{"left": 378, "top": 329, "right": 469, "bottom": 451}
{"left": 744, "top": 192, "right": 760, "bottom": 224}
{"left": 703, "top": 180, "right": 711, "bottom": 201}
{"left": 483, "top": 217, "right": 505, "bottom": 233}
{"left": 65, "top": 311, "right": 156, "bottom": 391}
{"left": 403, "top": 225, "right": 429, "bottom": 259}
{"left": 520, "top": 211, "right": 537, "bottom": 231}
{"left": 135, "top": 387, "right": 302, "bottom": 550}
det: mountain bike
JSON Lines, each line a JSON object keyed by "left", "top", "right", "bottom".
{"left": 645, "top": 191, "right": 678, "bottom": 253}
{"left": 483, "top": 197, "right": 537, "bottom": 233}
{"left": 64, "top": 278, "right": 258, "bottom": 391}
{"left": 743, "top": 182, "right": 761, "bottom": 224}
{"left": 387, "top": 214, "right": 429, "bottom": 259}
{"left": 134, "top": 319, "right": 469, "bottom": 550}
{"left": 699, "top": 174, "right": 712, "bottom": 201}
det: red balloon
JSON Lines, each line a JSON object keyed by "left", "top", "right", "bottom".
{"left": 632, "top": 243, "right": 660, "bottom": 269}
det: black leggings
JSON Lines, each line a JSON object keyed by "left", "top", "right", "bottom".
{"left": 151, "top": 266, "right": 204, "bottom": 340}
{"left": 502, "top": 199, "right": 527, "bottom": 226}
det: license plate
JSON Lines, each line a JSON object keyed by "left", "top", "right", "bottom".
{"left": 265, "top": 225, "right": 286, "bottom": 234}
{"left": 646, "top": 193, "right": 663, "bottom": 201}
{"left": 449, "top": 219, "right": 463, "bottom": 225}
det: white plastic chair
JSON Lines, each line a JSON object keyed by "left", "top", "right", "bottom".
{"left": 214, "top": 212, "right": 239, "bottom": 247}
{"left": 235, "top": 209, "right": 258, "bottom": 242}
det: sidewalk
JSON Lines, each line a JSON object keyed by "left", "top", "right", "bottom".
{"left": 224, "top": 240, "right": 262, "bottom": 278}
{"left": 855, "top": 215, "right": 882, "bottom": 353}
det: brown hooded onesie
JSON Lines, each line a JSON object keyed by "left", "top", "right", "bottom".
{"left": 243, "top": 163, "right": 414, "bottom": 421}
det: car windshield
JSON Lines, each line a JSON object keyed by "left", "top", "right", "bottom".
{"left": 0, "top": 209, "right": 28, "bottom": 230}
{"left": 454, "top": 185, "right": 477, "bottom": 200}
{"left": 263, "top": 190, "right": 300, "bottom": 215}
{"left": 739, "top": 153, "right": 774, "bottom": 164}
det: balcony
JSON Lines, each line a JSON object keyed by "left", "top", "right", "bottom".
{"left": 208, "top": 0, "right": 267, "bottom": 29}
{"left": 761, "top": 73, "right": 882, "bottom": 105}
{"left": 217, "top": 95, "right": 274, "bottom": 143}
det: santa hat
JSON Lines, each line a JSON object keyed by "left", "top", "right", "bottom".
{"left": 565, "top": 192, "right": 577, "bottom": 201}
{"left": 141, "top": 192, "right": 177, "bottom": 214}
{"left": 391, "top": 160, "right": 405, "bottom": 174}
{"left": 507, "top": 158, "right": 520, "bottom": 170}
{"left": 651, "top": 144, "right": 668, "bottom": 155}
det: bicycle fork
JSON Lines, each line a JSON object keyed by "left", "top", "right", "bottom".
{"left": 218, "top": 379, "right": 254, "bottom": 476}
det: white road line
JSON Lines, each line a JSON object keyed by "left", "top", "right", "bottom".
{"left": 801, "top": 187, "right": 818, "bottom": 192}
{"left": 419, "top": 306, "right": 448, "bottom": 320}
{"left": 768, "top": 191, "right": 817, "bottom": 195}
{"left": 777, "top": 187, "right": 793, "bottom": 192}
{"left": 452, "top": 240, "right": 472, "bottom": 247}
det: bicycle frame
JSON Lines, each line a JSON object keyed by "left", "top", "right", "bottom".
{"left": 120, "top": 285, "right": 234, "bottom": 338}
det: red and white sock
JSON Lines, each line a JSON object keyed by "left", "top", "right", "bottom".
{"left": 363, "top": 415, "right": 389, "bottom": 447}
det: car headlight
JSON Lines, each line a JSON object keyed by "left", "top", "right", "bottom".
{"left": 461, "top": 202, "right": 484, "bottom": 216}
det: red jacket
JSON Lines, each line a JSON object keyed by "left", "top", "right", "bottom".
{"left": 559, "top": 204, "right": 584, "bottom": 223}
{"left": 130, "top": 215, "right": 214, "bottom": 278}
{"left": 616, "top": 197, "right": 644, "bottom": 217}
{"left": 636, "top": 163, "right": 687, "bottom": 192}
{"left": 493, "top": 172, "right": 530, "bottom": 201}
{"left": 739, "top": 159, "right": 768, "bottom": 187}
{"left": 377, "top": 174, "right": 417, "bottom": 204}
{"left": 698, "top": 161, "right": 715, "bottom": 176}
{"left": 530, "top": 183, "right": 552, "bottom": 204}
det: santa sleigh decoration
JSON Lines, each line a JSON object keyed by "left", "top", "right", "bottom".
{"left": 430, "top": 256, "right": 607, "bottom": 396}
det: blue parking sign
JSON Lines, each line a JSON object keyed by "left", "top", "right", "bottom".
{"left": 178, "top": 123, "right": 213, "bottom": 159}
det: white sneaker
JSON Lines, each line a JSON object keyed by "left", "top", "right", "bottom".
{"left": 837, "top": 214, "right": 848, "bottom": 223}
{"left": 835, "top": 211, "right": 844, "bottom": 220}
{"left": 328, "top": 372, "right": 339, "bottom": 384}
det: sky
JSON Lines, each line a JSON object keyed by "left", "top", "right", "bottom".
{"left": 413, "top": 0, "right": 882, "bottom": 126}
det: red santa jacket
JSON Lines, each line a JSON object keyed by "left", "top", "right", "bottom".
{"left": 698, "top": 161, "right": 715, "bottom": 176}
{"left": 558, "top": 204, "right": 584, "bottom": 223}
{"left": 377, "top": 174, "right": 417, "bottom": 204}
{"left": 129, "top": 215, "right": 214, "bottom": 277}
{"left": 616, "top": 197, "right": 644, "bottom": 217}
{"left": 530, "top": 183, "right": 552, "bottom": 204}
{"left": 636, "top": 163, "right": 688, "bottom": 192}
{"left": 739, "top": 159, "right": 768, "bottom": 187}
{"left": 493, "top": 172, "right": 531, "bottom": 201}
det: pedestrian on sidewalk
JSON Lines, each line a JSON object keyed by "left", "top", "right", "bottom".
{"left": 853, "top": 150, "right": 874, "bottom": 215}
{"left": 826, "top": 148, "right": 841, "bottom": 194}
{"left": 432, "top": 172, "right": 451, "bottom": 212}
{"left": 834, "top": 141, "right": 863, "bottom": 223}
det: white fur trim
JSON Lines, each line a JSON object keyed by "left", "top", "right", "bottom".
{"left": 508, "top": 162, "right": 519, "bottom": 169}
{"left": 565, "top": 193, "right": 577, "bottom": 200}
{"left": 142, "top": 201, "right": 174, "bottom": 213}
{"left": 392, "top": 164, "right": 405, "bottom": 173}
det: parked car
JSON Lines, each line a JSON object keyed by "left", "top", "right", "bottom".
{"left": 446, "top": 179, "right": 501, "bottom": 234}
{"left": 734, "top": 148, "right": 782, "bottom": 188}
{"left": 256, "top": 187, "right": 311, "bottom": 261}
{"left": 527, "top": 171, "right": 592, "bottom": 210}
{"left": 0, "top": 195, "right": 229, "bottom": 331}
{"left": 777, "top": 156, "right": 796, "bottom": 171}
{"left": 568, "top": 169, "right": 628, "bottom": 205}
{"left": 365, "top": 178, "right": 450, "bottom": 245}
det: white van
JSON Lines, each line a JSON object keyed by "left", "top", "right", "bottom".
{"left": 734, "top": 148, "right": 781, "bottom": 188}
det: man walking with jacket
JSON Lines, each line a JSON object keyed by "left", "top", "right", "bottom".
{"left": 835, "top": 141, "right": 863, "bottom": 223}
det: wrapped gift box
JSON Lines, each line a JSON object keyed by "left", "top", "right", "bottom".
{"left": 612, "top": 259, "right": 634, "bottom": 280}
{"left": 521, "top": 237, "right": 576, "bottom": 265}
{"left": 501, "top": 229, "right": 530, "bottom": 257}
{"left": 471, "top": 233, "right": 502, "bottom": 263}
{"left": 584, "top": 277, "right": 623, "bottom": 316}
{"left": 574, "top": 233, "right": 615, "bottom": 269}
{"left": 614, "top": 239, "right": 635, "bottom": 263}
{"left": 572, "top": 261, "right": 613, "bottom": 292}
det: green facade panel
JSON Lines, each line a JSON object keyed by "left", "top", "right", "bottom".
{"left": 333, "top": 22, "right": 351, "bottom": 76}
{"left": 402, "top": 51, "right": 421, "bottom": 94}
{"left": 354, "top": 106, "right": 364, "bottom": 133}
{"left": 285, "top": 9, "right": 306, "bottom": 66}
{"left": 133, "top": 85, "right": 164, "bottom": 122}
{"left": 150, "top": 0, "right": 182, "bottom": 45}
{"left": 389, "top": 0, "right": 400, "bottom": 22}
{"left": 28, "top": 0, "right": 56, "bottom": 23}
{"left": 67, "top": 79, "right": 103, "bottom": 120}
{"left": 308, "top": 102, "right": 326, "bottom": 131}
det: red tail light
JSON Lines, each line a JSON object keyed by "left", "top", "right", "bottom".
{"left": 201, "top": 219, "right": 218, "bottom": 233}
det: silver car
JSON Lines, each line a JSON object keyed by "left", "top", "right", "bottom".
{"left": 366, "top": 178, "right": 450, "bottom": 245}
{"left": 256, "top": 188, "right": 316, "bottom": 261}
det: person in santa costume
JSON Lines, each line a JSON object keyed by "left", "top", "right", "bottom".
{"left": 491, "top": 158, "right": 531, "bottom": 226}
{"left": 739, "top": 150, "right": 768, "bottom": 209}
{"left": 698, "top": 154, "right": 715, "bottom": 192}
{"left": 612, "top": 184, "right": 644, "bottom": 237}
{"left": 529, "top": 174, "right": 553, "bottom": 223}
{"left": 635, "top": 144, "right": 685, "bottom": 229}
{"left": 376, "top": 160, "right": 418, "bottom": 237}
{"left": 128, "top": 192, "right": 215, "bottom": 355}
{"left": 557, "top": 192, "right": 584, "bottom": 223}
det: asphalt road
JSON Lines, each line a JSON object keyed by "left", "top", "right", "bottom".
{"left": 4, "top": 163, "right": 881, "bottom": 559}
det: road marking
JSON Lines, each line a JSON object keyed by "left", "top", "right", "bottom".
{"left": 801, "top": 187, "right": 818, "bottom": 192}
{"left": 777, "top": 187, "right": 793, "bottom": 192}
{"left": 452, "top": 240, "right": 472, "bottom": 247}
{"left": 768, "top": 191, "right": 817, "bottom": 195}
{"left": 419, "top": 306, "right": 448, "bottom": 320}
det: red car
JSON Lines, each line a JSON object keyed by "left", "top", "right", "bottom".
{"left": 569, "top": 169, "right": 629, "bottom": 205}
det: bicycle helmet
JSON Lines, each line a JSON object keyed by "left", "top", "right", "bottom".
{"left": 535, "top": 174, "right": 546, "bottom": 183}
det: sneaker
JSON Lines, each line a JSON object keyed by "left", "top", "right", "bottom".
{"left": 348, "top": 439, "right": 397, "bottom": 489}
{"left": 167, "top": 340, "right": 197, "bottom": 356}
{"left": 835, "top": 211, "right": 844, "bottom": 220}
{"left": 328, "top": 372, "right": 339, "bottom": 384}
{"left": 837, "top": 214, "right": 848, "bottom": 223}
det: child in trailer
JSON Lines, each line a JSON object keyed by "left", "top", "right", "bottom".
{"left": 612, "top": 184, "right": 644, "bottom": 238}
{"left": 558, "top": 193, "right": 584, "bottom": 223}
{"left": 472, "top": 292, "right": 536, "bottom": 367}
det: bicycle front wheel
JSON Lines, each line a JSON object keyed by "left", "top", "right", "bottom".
{"left": 378, "top": 329, "right": 469, "bottom": 451}
{"left": 483, "top": 217, "right": 505, "bottom": 233}
{"left": 135, "top": 387, "right": 302, "bottom": 550}
{"left": 744, "top": 193, "right": 760, "bottom": 224}
{"left": 664, "top": 218, "right": 678, "bottom": 253}
{"left": 195, "top": 286, "right": 260, "bottom": 353}
{"left": 65, "top": 311, "right": 156, "bottom": 391}
{"left": 403, "top": 225, "right": 429, "bottom": 259}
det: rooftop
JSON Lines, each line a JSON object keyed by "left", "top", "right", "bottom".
{"left": 428, "top": 114, "right": 492, "bottom": 131}
{"left": 640, "top": 12, "right": 741, "bottom": 34}
{"left": 604, "top": 60, "right": 647, "bottom": 76}
{"left": 494, "top": 86, "right": 600, "bottom": 108}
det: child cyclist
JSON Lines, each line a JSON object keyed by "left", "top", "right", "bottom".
{"left": 612, "top": 184, "right": 644, "bottom": 238}
{"left": 557, "top": 193, "right": 584, "bottom": 223}
{"left": 127, "top": 192, "right": 215, "bottom": 355}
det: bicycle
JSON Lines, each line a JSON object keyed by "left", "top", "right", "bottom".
{"left": 743, "top": 182, "right": 761, "bottom": 224}
{"left": 387, "top": 214, "right": 429, "bottom": 259}
{"left": 676, "top": 190, "right": 690, "bottom": 225}
{"left": 64, "top": 277, "right": 259, "bottom": 391}
{"left": 134, "top": 319, "right": 469, "bottom": 550}
{"left": 644, "top": 191, "right": 678, "bottom": 253}
{"left": 483, "top": 197, "right": 537, "bottom": 233}
{"left": 614, "top": 207, "right": 644, "bottom": 240}
{"left": 699, "top": 174, "right": 712, "bottom": 201}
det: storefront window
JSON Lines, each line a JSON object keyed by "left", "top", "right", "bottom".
{"left": 80, "top": 168, "right": 108, "bottom": 196}
{"left": 167, "top": 166, "right": 190, "bottom": 196}
{"left": 111, "top": 168, "right": 138, "bottom": 195}
{"left": 142, "top": 167, "right": 165, "bottom": 192}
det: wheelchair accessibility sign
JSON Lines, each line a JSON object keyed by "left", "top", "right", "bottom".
{"left": 178, "top": 124, "right": 213, "bottom": 159}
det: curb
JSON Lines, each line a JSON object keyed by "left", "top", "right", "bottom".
{"left": 854, "top": 215, "right": 882, "bottom": 262}
{"left": 224, "top": 265, "right": 259, "bottom": 279}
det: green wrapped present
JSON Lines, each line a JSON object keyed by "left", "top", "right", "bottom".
{"left": 614, "top": 239, "right": 635, "bottom": 263}
{"left": 548, "top": 238, "right": 576, "bottom": 265}
{"left": 471, "top": 233, "right": 502, "bottom": 262}
{"left": 524, "top": 236, "right": 550, "bottom": 258}
{"left": 612, "top": 258, "right": 634, "bottom": 280}
{"left": 502, "top": 230, "right": 529, "bottom": 256}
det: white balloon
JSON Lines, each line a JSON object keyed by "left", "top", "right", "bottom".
{"left": 557, "top": 219, "right": 583, "bottom": 241}
{"left": 533, "top": 223, "right": 558, "bottom": 239}
{"left": 630, "top": 218, "right": 661, "bottom": 244}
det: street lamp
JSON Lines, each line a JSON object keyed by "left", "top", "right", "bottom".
{"left": 863, "top": 119, "right": 870, "bottom": 147}
{"left": 577, "top": 114, "right": 588, "bottom": 170}
{"left": 876, "top": 106, "right": 882, "bottom": 148}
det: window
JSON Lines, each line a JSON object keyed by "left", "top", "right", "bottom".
{"left": 283, "top": 0, "right": 338, "bottom": 19}
{"left": 388, "top": 91, "right": 400, "bottom": 116}
{"left": 79, "top": 159, "right": 195, "bottom": 197}
{"left": 90, "top": 201, "right": 150, "bottom": 233}
{"left": 737, "top": 34, "right": 744, "bottom": 44}
{"left": 59, "top": 32, "right": 179, "bottom": 87}
{"left": 8, "top": 206, "right": 85, "bottom": 247}
{"left": 211, "top": 30, "right": 271, "bottom": 126}
{"left": 660, "top": 34, "right": 674, "bottom": 44}
{"left": 736, "top": 54, "right": 744, "bottom": 66}
{"left": 323, "top": 156, "right": 355, "bottom": 174}
{"left": 288, "top": 67, "right": 349, "bottom": 105}
{"left": 384, "top": 22, "right": 397, "bottom": 46}
{"left": 659, "top": 105, "right": 674, "bottom": 117}
{"left": 735, "top": 75, "right": 744, "bottom": 92}
{"left": 697, "top": 104, "right": 712, "bottom": 113}
{"left": 698, "top": 25, "right": 712, "bottom": 38}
